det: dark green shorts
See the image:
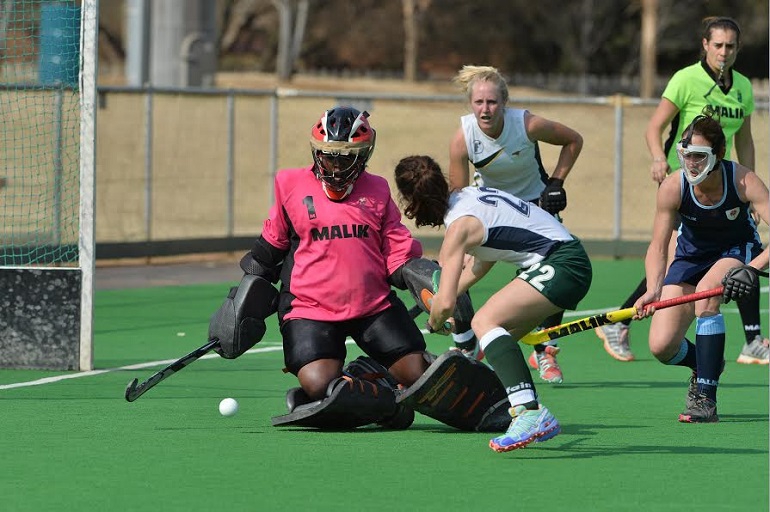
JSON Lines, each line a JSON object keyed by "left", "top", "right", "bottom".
{"left": 516, "top": 239, "right": 592, "bottom": 310}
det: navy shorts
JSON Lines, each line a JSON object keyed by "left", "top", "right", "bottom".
{"left": 280, "top": 291, "right": 426, "bottom": 375}
{"left": 665, "top": 243, "right": 763, "bottom": 286}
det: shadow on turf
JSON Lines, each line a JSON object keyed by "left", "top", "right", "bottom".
{"left": 530, "top": 434, "right": 768, "bottom": 459}
{"left": 712, "top": 413, "right": 769, "bottom": 422}
{"left": 254, "top": 413, "right": 769, "bottom": 442}
{"left": 269, "top": 422, "right": 504, "bottom": 434}
{"left": 552, "top": 380, "right": 767, "bottom": 391}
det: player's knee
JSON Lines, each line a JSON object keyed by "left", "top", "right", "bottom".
{"left": 651, "top": 350, "right": 668, "bottom": 363}
{"left": 470, "top": 314, "right": 495, "bottom": 339}
{"left": 297, "top": 360, "right": 343, "bottom": 399}
{"left": 648, "top": 335, "right": 674, "bottom": 362}
{"left": 694, "top": 303, "right": 721, "bottom": 318}
{"left": 298, "top": 378, "right": 331, "bottom": 401}
{"left": 388, "top": 352, "right": 429, "bottom": 387}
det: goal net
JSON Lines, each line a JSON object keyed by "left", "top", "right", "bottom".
{"left": 0, "top": 0, "right": 98, "bottom": 371}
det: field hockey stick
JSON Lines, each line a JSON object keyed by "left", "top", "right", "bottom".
{"left": 124, "top": 338, "right": 220, "bottom": 402}
{"left": 408, "top": 304, "right": 423, "bottom": 319}
{"left": 407, "top": 285, "right": 453, "bottom": 333}
{"left": 519, "top": 286, "right": 724, "bottom": 346}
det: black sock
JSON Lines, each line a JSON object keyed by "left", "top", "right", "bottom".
{"left": 737, "top": 292, "right": 762, "bottom": 343}
{"left": 663, "top": 338, "right": 697, "bottom": 370}
{"left": 455, "top": 340, "right": 477, "bottom": 351}
{"left": 534, "top": 312, "right": 565, "bottom": 353}
{"left": 620, "top": 278, "right": 647, "bottom": 327}
{"left": 540, "top": 311, "right": 564, "bottom": 329}
{"left": 484, "top": 333, "right": 537, "bottom": 405}
{"left": 694, "top": 315, "right": 726, "bottom": 402}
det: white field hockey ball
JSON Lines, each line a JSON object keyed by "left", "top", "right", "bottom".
{"left": 219, "top": 398, "right": 239, "bottom": 417}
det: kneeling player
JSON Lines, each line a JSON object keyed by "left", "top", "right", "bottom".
{"left": 210, "top": 107, "right": 508, "bottom": 431}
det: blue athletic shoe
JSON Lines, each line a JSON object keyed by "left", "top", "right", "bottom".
{"left": 489, "top": 404, "right": 560, "bottom": 453}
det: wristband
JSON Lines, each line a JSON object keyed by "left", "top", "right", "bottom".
{"left": 547, "top": 177, "right": 564, "bottom": 186}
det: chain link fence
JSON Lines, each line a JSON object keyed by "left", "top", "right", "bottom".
{"left": 93, "top": 86, "right": 769, "bottom": 259}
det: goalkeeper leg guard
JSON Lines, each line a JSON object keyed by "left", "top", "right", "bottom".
{"left": 397, "top": 351, "right": 510, "bottom": 432}
{"left": 272, "top": 358, "right": 413, "bottom": 430}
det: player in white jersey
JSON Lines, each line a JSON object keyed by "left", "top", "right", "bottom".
{"left": 394, "top": 155, "right": 592, "bottom": 452}
{"left": 448, "top": 65, "right": 584, "bottom": 383}
{"left": 459, "top": 108, "right": 548, "bottom": 201}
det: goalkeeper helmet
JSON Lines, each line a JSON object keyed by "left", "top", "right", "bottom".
{"left": 310, "top": 107, "right": 376, "bottom": 201}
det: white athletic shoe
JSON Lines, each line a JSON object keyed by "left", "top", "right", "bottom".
{"left": 594, "top": 323, "right": 635, "bottom": 362}
{"left": 737, "top": 336, "right": 770, "bottom": 365}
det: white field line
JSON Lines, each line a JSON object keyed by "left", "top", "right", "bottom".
{"left": 0, "top": 299, "right": 766, "bottom": 391}
{"left": 0, "top": 342, "right": 284, "bottom": 390}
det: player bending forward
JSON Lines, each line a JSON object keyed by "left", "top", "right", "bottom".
{"left": 207, "top": 107, "right": 510, "bottom": 432}
{"left": 633, "top": 113, "right": 769, "bottom": 423}
{"left": 394, "top": 155, "right": 592, "bottom": 452}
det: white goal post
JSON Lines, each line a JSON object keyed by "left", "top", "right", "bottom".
{"left": 0, "top": 0, "right": 98, "bottom": 371}
{"left": 79, "top": 0, "right": 98, "bottom": 371}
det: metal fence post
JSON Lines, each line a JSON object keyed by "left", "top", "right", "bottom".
{"left": 144, "top": 88, "right": 154, "bottom": 243}
{"left": 226, "top": 90, "right": 235, "bottom": 237}
{"left": 269, "top": 93, "right": 278, "bottom": 205}
{"left": 613, "top": 94, "right": 624, "bottom": 258}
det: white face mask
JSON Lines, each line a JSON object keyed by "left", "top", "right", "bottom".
{"left": 676, "top": 143, "right": 717, "bottom": 185}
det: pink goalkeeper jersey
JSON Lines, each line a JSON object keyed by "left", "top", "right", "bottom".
{"left": 261, "top": 166, "right": 422, "bottom": 322}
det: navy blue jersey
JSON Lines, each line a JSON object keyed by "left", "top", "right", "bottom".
{"left": 675, "top": 160, "right": 761, "bottom": 258}
{"left": 665, "top": 161, "right": 762, "bottom": 286}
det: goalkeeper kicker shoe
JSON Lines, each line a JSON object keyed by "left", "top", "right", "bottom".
{"left": 528, "top": 345, "right": 563, "bottom": 383}
{"left": 737, "top": 336, "right": 770, "bottom": 365}
{"left": 594, "top": 323, "right": 635, "bottom": 362}
{"left": 489, "top": 404, "right": 560, "bottom": 452}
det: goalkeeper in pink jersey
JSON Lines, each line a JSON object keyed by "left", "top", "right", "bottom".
{"left": 208, "top": 106, "right": 511, "bottom": 431}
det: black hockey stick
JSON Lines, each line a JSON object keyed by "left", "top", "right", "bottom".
{"left": 124, "top": 338, "right": 220, "bottom": 402}
{"left": 408, "top": 284, "right": 434, "bottom": 320}
{"left": 407, "top": 294, "right": 451, "bottom": 332}
{"left": 408, "top": 303, "right": 423, "bottom": 320}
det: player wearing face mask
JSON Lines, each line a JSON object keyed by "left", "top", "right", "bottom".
{"left": 597, "top": 16, "right": 765, "bottom": 364}
{"left": 633, "top": 114, "right": 769, "bottom": 423}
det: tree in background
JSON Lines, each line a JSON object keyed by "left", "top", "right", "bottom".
{"left": 100, "top": 0, "right": 768, "bottom": 92}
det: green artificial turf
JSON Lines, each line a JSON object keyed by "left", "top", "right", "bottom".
{"left": 0, "top": 258, "right": 767, "bottom": 511}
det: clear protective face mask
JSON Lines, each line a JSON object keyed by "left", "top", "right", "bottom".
{"left": 676, "top": 143, "right": 717, "bottom": 185}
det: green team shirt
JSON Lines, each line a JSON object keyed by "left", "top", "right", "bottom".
{"left": 662, "top": 60, "right": 754, "bottom": 170}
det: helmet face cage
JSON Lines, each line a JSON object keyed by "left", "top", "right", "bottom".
{"left": 310, "top": 107, "right": 376, "bottom": 196}
{"left": 312, "top": 149, "right": 367, "bottom": 191}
